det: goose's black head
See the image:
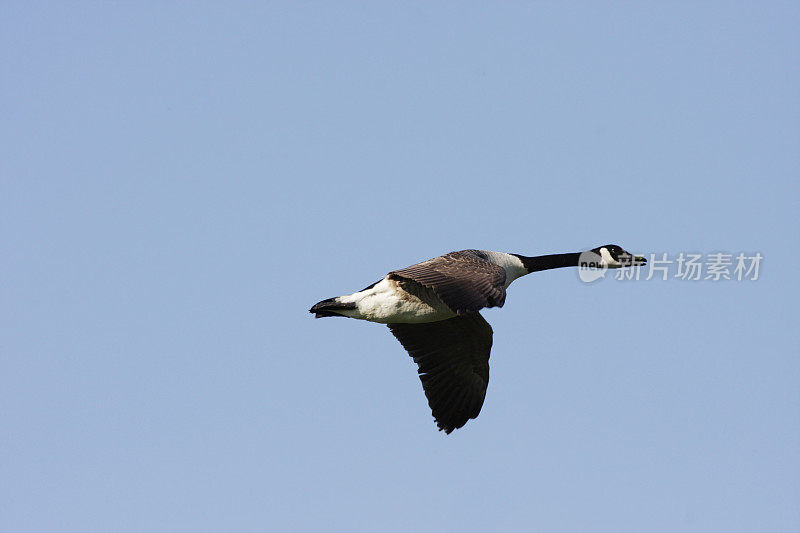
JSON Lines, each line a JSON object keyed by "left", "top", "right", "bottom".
{"left": 589, "top": 244, "right": 647, "bottom": 268}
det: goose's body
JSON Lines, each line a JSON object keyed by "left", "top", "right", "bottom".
{"left": 310, "top": 244, "right": 645, "bottom": 434}
{"left": 331, "top": 250, "right": 527, "bottom": 324}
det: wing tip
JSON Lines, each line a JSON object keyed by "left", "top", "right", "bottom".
{"left": 435, "top": 418, "right": 469, "bottom": 435}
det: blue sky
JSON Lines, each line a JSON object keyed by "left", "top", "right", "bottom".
{"left": 2, "top": 2, "right": 798, "bottom": 531}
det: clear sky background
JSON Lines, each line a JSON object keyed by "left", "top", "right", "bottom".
{"left": 2, "top": 2, "right": 798, "bottom": 532}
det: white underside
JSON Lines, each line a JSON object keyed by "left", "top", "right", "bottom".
{"left": 336, "top": 277, "right": 456, "bottom": 324}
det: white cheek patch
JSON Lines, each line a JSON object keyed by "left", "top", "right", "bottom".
{"left": 599, "top": 247, "right": 621, "bottom": 268}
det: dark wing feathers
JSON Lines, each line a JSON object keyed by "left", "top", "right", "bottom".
{"left": 388, "top": 313, "right": 493, "bottom": 434}
{"left": 388, "top": 250, "right": 507, "bottom": 315}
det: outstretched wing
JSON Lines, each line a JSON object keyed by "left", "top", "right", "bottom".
{"left": 388, "top": 313, "right": 493, "bottom": 434}
{"left": 388, "top": 250, "right": 507, "bottom": 315}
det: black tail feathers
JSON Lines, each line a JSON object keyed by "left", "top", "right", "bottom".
{"left": 309, "top": 297, "right": 355, "bottom": 318}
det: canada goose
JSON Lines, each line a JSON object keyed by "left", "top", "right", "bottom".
{"left": 310, "top": 244, "right": 646, "bottom": 434}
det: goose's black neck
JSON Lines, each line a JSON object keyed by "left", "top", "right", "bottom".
{"left": 512, "top": 252, "right": 582, "bottom": 273}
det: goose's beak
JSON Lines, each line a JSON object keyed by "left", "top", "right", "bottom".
{"left": 633, "top": 255, "right": 647, "bottom": 266}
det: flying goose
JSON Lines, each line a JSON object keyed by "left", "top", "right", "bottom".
{"left": 310, "top": 244, "right": 646, "bottom": 434}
